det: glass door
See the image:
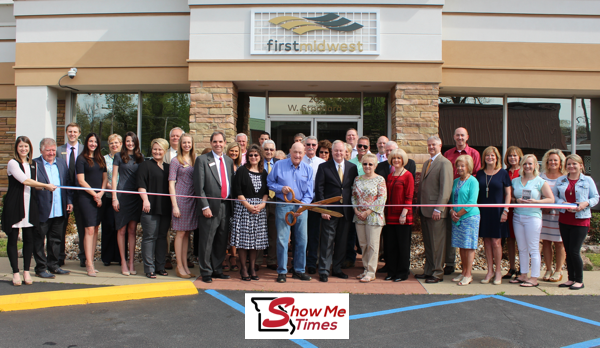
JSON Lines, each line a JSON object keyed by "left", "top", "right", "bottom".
{"left": 315, "top": 119, "right": 359, "bottom": 143}
{"left": 270, "top": 120, "right": 312, "bottom": 153}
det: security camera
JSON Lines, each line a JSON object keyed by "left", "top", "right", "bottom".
{"left": 67, "top": 68, "right": 77, "bottom": 79}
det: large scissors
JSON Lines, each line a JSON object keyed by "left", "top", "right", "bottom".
{"left": 283, "top": 189, "right": 344, "bottom": 226}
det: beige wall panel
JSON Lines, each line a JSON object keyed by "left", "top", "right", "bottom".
{"left": 189, "top": 61, "right": 442, "bottom": 83}
{"left": 0, "top": 62, "right": 14, "bottom": 85}
{"left": 0, "top": 85, "right": 17, "bottom": 100}
{"left": 15, "top": 67, "right": 189, "bottom": 87}
{"left": 442, "top": 68, "right": 600, "bottom": 96}
{"left": 443, "top": 41, "right": 600, "bottom": 71}
{"left": 16, "top": 41, "right": 189, "bottom": 68}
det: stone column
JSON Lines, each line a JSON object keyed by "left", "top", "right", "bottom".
{"left": 391, "top": 83, "right": 439, "bottom": 170}
{"left": 0, "top": 100, "right": 16, "bottom": 191}
{"left": 56, "top": 100, "right": 65, "bottom": 144}
{"left": 189, "top": 82, "right": 238, "bottom": 150}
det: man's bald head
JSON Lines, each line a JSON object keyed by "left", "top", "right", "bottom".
{"left": 453, "top": 127, "right": 469, "bottom": 150}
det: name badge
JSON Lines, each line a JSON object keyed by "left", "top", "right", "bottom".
{"left": 61, "top": 152, "right": 67, "bottom": 155}
{"left": 209, "top": 162, "right": 216, "bottom": 167}
{"left": 183, "top": 164, "right": 189, "bottom": 168}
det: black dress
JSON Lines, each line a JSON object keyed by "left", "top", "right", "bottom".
{"left": 229, "top": 166, "right": 268, "bottom": 250}
{"left": 114, "top": 153, "right": 143, "bottom": 229}
{"left": 476, "top": 169, "right": 511, "bottom": 238}
{"left": 76, "top": 155, "right": 107, "bottom": 227}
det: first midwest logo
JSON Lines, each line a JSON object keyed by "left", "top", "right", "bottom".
{"left": 266, "top": 13, "right": 366, "bottom": 53}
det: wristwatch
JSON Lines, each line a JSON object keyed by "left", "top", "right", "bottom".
{"left": 503, "top": 208, "right": 509, "bottom": 213}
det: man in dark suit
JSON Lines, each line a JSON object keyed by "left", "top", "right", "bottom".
{"left": 193, "top": 131, "right": 234, "bottom": 283}
{"left": 33, "top": 138, "right": 73, "bottom": 278}
{"left": 415, "top": 136, "right": 453, "bottom": 283}
{"left": 375, "top": 140, "right": 416, "bottom": 274}
{"left": 315, "top": 140, "right": 358, "bottom": 282}
{"left": 57, "top": 122, "right": 84, "bottom": 267}
{"left": 257, "top": 140, "right": 278, "bottom": 270}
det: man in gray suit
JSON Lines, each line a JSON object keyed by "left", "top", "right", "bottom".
{"left": 415, "top": 136, "right": 453, "bottom": 283}
{"left": 193, "top": 131, "right": 234, "bottom": 283}
{"left": 57, "top": 122, "right": 84, "bottom": 267}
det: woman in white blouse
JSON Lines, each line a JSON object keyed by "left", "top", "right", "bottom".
{"left": 2, "top": 136, "right": 56, "bottom": 286}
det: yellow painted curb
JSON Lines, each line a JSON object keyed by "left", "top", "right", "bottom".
{"left": 0, "top": 281, "right": 198, "bottom": 312}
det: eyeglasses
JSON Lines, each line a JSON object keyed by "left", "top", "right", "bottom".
{"left": 248, "top": 154, "right": 260, "bottom": 158}
{"left": 362, "top": 162, "right": 374, "bottom": 167}
{"left": 319, "top": 151, "right": 329, "bottom": 154}
{"left": 357, "top": 144, "right": 369, "bottom": 149}
{"left": 264, "top": 148, "right": 275, "bottom": 152}
{"left": 305, "top": 143, "right": 318, "bottom": 147}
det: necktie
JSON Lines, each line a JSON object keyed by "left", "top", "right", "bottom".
{"left": 69, "top": 146, "right": 76, "bottom": 182}
{"left": 338, "top": 164, "right": 343, "bottom": 183}
{"left": 219, "top": 156, "right": 227, "bottom": 199}
{"left": 425, "top": 160, "right": 432, "bottom": 175}
{"left": 268, "top": 162, "right": 275, "bottom": 199}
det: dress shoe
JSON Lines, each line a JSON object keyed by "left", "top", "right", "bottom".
{"left": 187, "top": 260, "right": 195, "bottom": 269}
{"left": 165, "top": 260, "right": 173, "bottom": 270}
{"left": 341, "top": 260, "right": 354, "bottom": 269}
{"left": 570, "top": 283, "right": 585, "bottom": 290}
{"left": 559, "top": 282, "right": 574, "bottom": 288}
{"left": 377, "top": 266, "right": 388, "bottom": 274}
{"left": 267, "top": 264, "right": 278, "bottom": 271}
{"left": 211, "top": 273, "right": 231, "bottom": 279}
{"left": 425, "top": 277, "right": 443, "bottom": 283}
{"left": 307, "top": 267, "right": 317, "bottom": 274}
{"left": 103, "top": 262, "right": 110, "bottom": 266}
{"left": 319, "top": 274, "right": 328, "bottom": 282}
{"left": 276, "top": 274, "right": 286, "bottom": 283}
{"left": 384, "top": 276, "right": 394, "bottom": 281}
{"left": 443, "top": 266, "right": 455, "bottom": 275}
{"left": 414, "top": 273, "right": 430, "bottom": 279}
{"left": 202, "top": 276, "right": 212, "bottom": 283}
{"left": 292, "top": 272, "right": 311, "bottom": 281}
{"left": 79, "top": 260, "right": 86, "bottom": 268}
{"left": 35, "top": 270, "right": 56, "bottom": 279}
{"left": 50, "top": 268, "right": 71, "bottom": 275}
{"left": 332, "top": 272, "right": 348, "bottom": 279}
{"left": 394, "top": 277, "right": 407, "bottom": 282}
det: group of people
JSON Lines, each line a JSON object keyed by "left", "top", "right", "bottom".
{"left": 3, "top": 124, "right": 598, "bottom": 290}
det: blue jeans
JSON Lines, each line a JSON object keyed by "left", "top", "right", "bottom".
{"left": 276, "top": 204, "right": 308, "bottom": 274}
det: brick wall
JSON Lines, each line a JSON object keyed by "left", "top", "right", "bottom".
{"left": 391, "top": 83, "right": 440, "bottom": 170}
{"left": 0, "top": 100, "right": 16, "bottom": 191}
{"left": 56, "top": 100, "right": 65, "bottom": 145}
{"left": 189, "top": 82, "right": 238, "bottom": 150}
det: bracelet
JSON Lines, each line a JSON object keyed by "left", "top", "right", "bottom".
{"left": 400, "top": 215, "right": 407, "bottom": 218}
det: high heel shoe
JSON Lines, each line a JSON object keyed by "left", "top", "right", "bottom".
{"left": 12, "top": 273, "right": 22, "bottom": 286}
{"left": 121, "top": 266, "right": 130, "bottom": 276}
{"left": 176, "top": 269, "right": 191, "bottom": 278}
{"left": 86, "top": 263, "right": 97, "bottom": 277}
{"left": 23, "top": 272, "right": 33, "bottom": 285}
{"left": 251, "top": 273, "right": 259, "bottom": 281}
{"left": 240, "top": 270, "right": 251, "bottom": 281}
{"left": 480, "top": 277, "right": 492, "bottom": 284}
{"left": 458, "top": 276, "right": 472, "bottom": 286}
{"left": 452, "top": 274, "right": 464, "bottom": 282}
{"left": 129, "top": 265, "right": 137, "bottom": 275}
{"left": 502, "top": 269, "right": 517, "bottom": 279}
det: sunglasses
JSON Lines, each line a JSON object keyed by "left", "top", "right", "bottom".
{"left": 305, "top": 143, "right": 317, "bottom": 147}
{"left": 362, "top": 162, "right": 375, "bottom": 167}
{"left": 248, "top": 154, "right": 260, "bottom": 158}
{"left": 319, "top": 151, "right": 329, "bottom": 154}
{"left": 357, "top": 144, "right": 369, "bottom": 149}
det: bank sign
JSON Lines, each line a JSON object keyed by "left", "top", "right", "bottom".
{"left": 251, "top": 9, "right": 379, "bottom": 55}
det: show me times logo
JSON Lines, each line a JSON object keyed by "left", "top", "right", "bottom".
{"left": 267, "top": 13, "right": 366, "bottom": 53}
{"left": 245, "top": 293, "right": 349, "bottom": 339}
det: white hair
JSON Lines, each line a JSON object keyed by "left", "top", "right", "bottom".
{"left": 169, "top": 127, "right": 184, "bottom": 137}
{"left": 427, "top": 136, "right": 442, "bottom": 145}
{"left": 236, "top": 133, "right": 248, "bottom": 141}
{"left": 262, "top": 140, "right": 275, "bottom": 149}
{"left": 385, "top": 140, "right": 398, "bottom": 148}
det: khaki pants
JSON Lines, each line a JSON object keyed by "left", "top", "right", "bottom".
{"left": 356, "top": 223, "right": 383, "bottom": 278}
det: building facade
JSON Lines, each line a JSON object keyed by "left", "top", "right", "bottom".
{"left": 0, "top": 0, "right": 599, "bottom": 189}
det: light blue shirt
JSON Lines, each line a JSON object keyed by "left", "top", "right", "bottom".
{"left": 42, "top": 157, "right": 63, "bottom": 218}
{"left": 302, "top": 155, "right": 325, "bottom": 182}
{"left": 512, "top": 176, "right": 545, "bottom": 219}
{"left": 267, "top": 158, "right": 314, "bottom": 205}
{"left": 264, "top": 158, "right": 275, "bottom": 172}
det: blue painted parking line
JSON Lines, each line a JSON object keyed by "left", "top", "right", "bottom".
{"left": 204, "top": 290, "right": 318, "bottom": 348}
{"left": 562, "top": 337, "right": 600, "bottom": 348}
{"left": 349, "top": 295, "right": 491, "bottom": 320}
{"left": 491, "top": 296, "right": 600, "bottom": 327}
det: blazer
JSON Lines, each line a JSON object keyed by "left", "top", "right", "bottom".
{"left": 57, "top": 143, "right": 83, "bottom": 162}
{"left": 418, "top": 154, "right": 453, "bottom": 218}
{"left": 193, "top": 151, "right": 234, "bottom": 217}
{"left": 314, "top": 160, "right": 358, "bottom": 220}
{"left": 33, "top": 156, "right": 73, "bottom": 223}
{"left": 375, "top": 159, "right": 416, "bottom": 180}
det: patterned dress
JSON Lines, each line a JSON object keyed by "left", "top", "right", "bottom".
{"left": 540, "top": 172, "right": 562, "bottom": 242}
{"left": 168, "top": 157, "right": 198, "bottom": 231}
{"left": 230, "top": 168, "right": 268, "bottom": 250}
{"left": 451, "top": 177, "right": 481, "bottom": 249}
{"left": 351, "top": 175, "right": 387, "bottom": 226}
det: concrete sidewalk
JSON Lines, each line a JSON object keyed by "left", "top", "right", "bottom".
{"left": 1, "top": 256, "right": 598, "bottom": 296}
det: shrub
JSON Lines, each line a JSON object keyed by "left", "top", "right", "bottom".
{"left": 588, "top": 212, "right": 600, "bottom": 245}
